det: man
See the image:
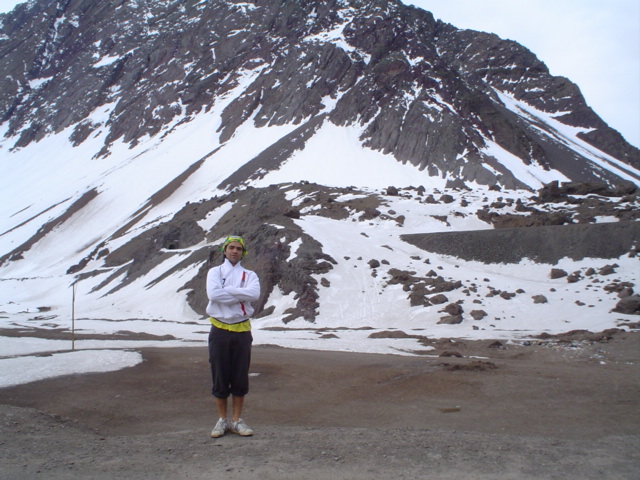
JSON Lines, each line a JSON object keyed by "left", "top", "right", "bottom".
{"left": 206, "top": 235, "right": 261, "bottom": 438}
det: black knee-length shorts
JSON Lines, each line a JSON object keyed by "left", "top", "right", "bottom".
{"left": 208, "top": 326, "right": 253, "bottom": 398}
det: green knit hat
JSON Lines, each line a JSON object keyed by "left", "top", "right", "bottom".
{"left": 220, "top": 235, "right": 248, "bottom": 258}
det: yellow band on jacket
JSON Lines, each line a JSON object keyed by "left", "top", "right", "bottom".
{"left": 210, "top": 317, "right": 252, "bottom": 332}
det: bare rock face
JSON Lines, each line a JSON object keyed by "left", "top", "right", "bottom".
{"left": 1, "top": 0, "right": 638, "bottom": 188}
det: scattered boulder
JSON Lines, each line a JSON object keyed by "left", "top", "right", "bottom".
{"left": 359, "top": 208, "right": 381, "bottom": 221}
{"left": 612, "top": 295, "right": 640, "bottom": 315}
{"left": 445, "top": 178, "right": 469, "bottom": 190}
{"left": 442, "top": 303, "right": 463, "bottom": 316}
{"left": 439, "top": 351, "right": 463, "bottom": 357}
{"left": 532, "top": 295, "right": 548, "bottom": 304}
{"left": 604, "top": 281, "right": 634, "bottom": 294}
{"left": 470, "top": 309, "right": 487, "bottom": 320}
{"left": 438, "top": 315, "right": 463, "bottom": 325}
{"left": 368, "top": 259, "right": 380, "bottom": 269}
{"left": 319, "top": 333, "right": 339, "bottom": 339}
{"left": 618, "top": 287, "right": 634, "bottom": 299}
{"left": 387, "top": 268, "right": 417, "bottom": 286}
{"left": 429, "top": 294, "right": 448, "bottom": 305}
{"left": 550, "top": 268, "right": 568, "bottom": 279}
{"left": 283, "top": 207, "right": 300, "bottom": 219}
{"left": 567, "top": 271, "right": 581, "bottom": 283}
{"left": 428, "top": 278, "right": 463, "bottom": 294}
{"left": 408, "top": 285, "right": 430, "bottom": 307}
{"left": 599, "top": 264, "right": 617, "bottom": 276}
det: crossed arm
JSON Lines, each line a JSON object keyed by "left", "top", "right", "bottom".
{"left": 207, "top": 270, "right": 260, "bottom": 305}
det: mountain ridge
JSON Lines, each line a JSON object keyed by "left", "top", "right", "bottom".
{"left": 1, "top": 0, "right": 638, "bottom": 184}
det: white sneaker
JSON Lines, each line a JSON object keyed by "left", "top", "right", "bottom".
{"left": 230, "top": 418, "right": 253, "bottom": 436}
{"left": 210, "top": 418, "right": 229, "bottom": 438}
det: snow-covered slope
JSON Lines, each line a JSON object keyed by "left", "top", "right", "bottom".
{"left": 0, "top": 0, "right": 639, "bottom": 386}
{"left": 1, "top": 111, "right": 638, "bottom": 359}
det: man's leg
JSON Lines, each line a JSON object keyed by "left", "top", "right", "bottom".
{"left": 231, "top": 395, "right": 244, "bottom": 422}
{"left": 228, "top": 332, "right": 253, "bottom": 436}
{"left": 215, "top": 396, "right": 228, "bottom": 419}
{"left": 209, "top": 327, "right": 232, "bottom": 437}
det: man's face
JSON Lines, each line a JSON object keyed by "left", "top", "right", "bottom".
{"left": 224, "top": 241, "right": 244, "bottom": 264}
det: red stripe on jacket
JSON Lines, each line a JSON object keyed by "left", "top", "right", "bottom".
{"left": 239, "top": 272, "right": 248, "bottom": 316}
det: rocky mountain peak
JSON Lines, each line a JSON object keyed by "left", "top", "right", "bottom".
{"left": 1, "top": 0, "right": 638, "bottom": 187}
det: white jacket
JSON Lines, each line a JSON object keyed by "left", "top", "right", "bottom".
{"left": 206, "top": 258, "right": 261, "bottom": 324}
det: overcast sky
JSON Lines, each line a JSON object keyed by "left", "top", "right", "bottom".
{"left": 1, "top": 0, "right": 638, "bottom": 147}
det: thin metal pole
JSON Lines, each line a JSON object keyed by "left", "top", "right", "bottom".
{"left": 71, "top": 282, "right": 76, "bottom": 351}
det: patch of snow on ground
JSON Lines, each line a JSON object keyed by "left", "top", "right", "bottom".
{"left": 0, "top": 349, "right": 143, "bottom": 388}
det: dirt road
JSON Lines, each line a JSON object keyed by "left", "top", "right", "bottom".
{"left": 1, "top": 332, "right": 638, "bottom": 479}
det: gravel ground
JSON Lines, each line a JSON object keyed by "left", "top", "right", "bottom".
{"left": 0, "top": 332, "right": 638, "bottom": 480}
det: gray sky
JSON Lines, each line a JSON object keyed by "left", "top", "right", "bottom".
{"left": 1, "top": 0, "right": 638, "bottom": 147}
